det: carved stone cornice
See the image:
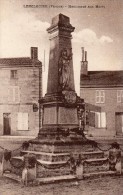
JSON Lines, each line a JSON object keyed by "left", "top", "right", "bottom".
{"left": 47, "top": 23, "right": 74, "bottom": 39}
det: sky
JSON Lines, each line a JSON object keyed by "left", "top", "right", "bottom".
{"left": 0, "top": 0, "right": 123, "bottom": 95}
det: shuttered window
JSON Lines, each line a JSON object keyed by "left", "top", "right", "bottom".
{"left": 87, "top": 111, "right": 106, "bottom": 128}
{"left": 17, "top": 113, "right": 28, "bottom": 130}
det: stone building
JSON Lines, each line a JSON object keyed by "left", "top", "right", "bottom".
{"left": 0, "top": 47, "right": 42, "bottom": 136}
{"left": 80, "top": 48, "right": 123, "bottom": 137}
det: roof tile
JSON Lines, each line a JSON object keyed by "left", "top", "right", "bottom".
{"left": 80, "top": 71, "right": 123, "bottom": 86}
{"left": 0, "top": 57, "right": 41, "bottom": 66}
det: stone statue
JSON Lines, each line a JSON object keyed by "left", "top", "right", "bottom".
{"left": 59, "top": 48, "right": 72, "bottom": 90}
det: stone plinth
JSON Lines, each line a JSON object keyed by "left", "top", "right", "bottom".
{"left": 38, "top": 92, "right": 84, "bottom": 137}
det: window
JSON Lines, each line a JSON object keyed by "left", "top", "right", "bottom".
{"left": 117, "top": 90, "right": 123, "bottom": 103}
{"left": 17, "top": 113, "right": 28, "bottom": 130}
{"left": 10, "top": 70, "right": 18, "bottom": 79}
{"left": 96, "top": 90, "right": 105, "bottom": 103}
{"left": 8, "top": 86, "right": 20, "bottom": 103}
{"left": 95, "top": 112, "right": 106, "bottom": 128}
{"left": 86, "top": 111, "right": 106, "bottom": 128}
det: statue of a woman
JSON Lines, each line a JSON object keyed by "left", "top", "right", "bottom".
{"left": 59, "top": 48, "right": 72, "bottom": 90}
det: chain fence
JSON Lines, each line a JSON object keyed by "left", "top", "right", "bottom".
{"left": 0, "top": 137, "right": 123, "bottom": 170}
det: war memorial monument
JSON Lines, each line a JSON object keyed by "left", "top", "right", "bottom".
{"left": 2, "top": 14, "right": 121, "bottom": 185}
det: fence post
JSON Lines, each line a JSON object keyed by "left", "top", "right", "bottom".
{"left": 1, "top": 149, "right": 12, "bottom": 175}
{"left": 76, "top": 154, "right": 84, "bottom": 180}
{"left": 22, "top": 154, "right": 37, "bottom": 186}
{"left": 109, "top": 142, "right": 121, "bottom": 175}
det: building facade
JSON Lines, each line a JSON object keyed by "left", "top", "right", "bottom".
{"left": 0, "top": 47, "right": 42, "bottom": 136}
{"left": 80, "top": 48, "right": 123, "bottom": 137}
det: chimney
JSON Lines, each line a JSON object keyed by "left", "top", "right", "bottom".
{"left": 85, "top": 51, "right": 87, "bottom": 61}
{"left": 31, "top": 47, "right": 38, "bottom": 60}
{"left": 82, "top": 47, "right": 84, "bottom": 61}
{"left": 80, "top": 47, "right": 88, "bottom": 76}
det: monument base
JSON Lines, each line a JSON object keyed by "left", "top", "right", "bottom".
{"left": 8, "top": 136, "right": 112, "bottom": 183}
{"left": 38, "top": 92, "right": 81, "bottom": 139}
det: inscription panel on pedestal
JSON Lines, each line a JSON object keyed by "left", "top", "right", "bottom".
{"left": 58, "top": 107, "right": 78, "bottom": 124}
{"left": 43, "top": 107, "right": 57, "bottom": 124}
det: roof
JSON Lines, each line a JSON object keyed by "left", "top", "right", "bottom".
{"left": 0, "top": 57, "right": 41, "bottom": 67}
{"left": 80, "top": 71, "right": 123, "bottom": 87}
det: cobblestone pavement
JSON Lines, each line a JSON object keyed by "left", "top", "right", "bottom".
{"left": 0, "top": 175, "right": 123, "bottom": 195}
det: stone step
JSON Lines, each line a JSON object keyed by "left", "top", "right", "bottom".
{"left": 3, "top": 173, "right": 76, "bottom": 184}
{"left": 83, "top": 170, "right": 116, "bottom": 179}
{"left": 84, "top": 157, "right": 108, "bottom": 163}
{"left": 21, "top": 150, "right": 70, "bottom": 162}
{"left": 28, "top": 139, "right": 98, "bottom": 153}
{"left": 83, "top": 157, "right": 109, "bottom": 173}
{"left": 37, "top": 175, "right": 76, "bottom": 184}
{"left": 3, "top": 171, "right": 116, "bottom": 185}
{"left": 74, "top": 151, "right": 104, "bottom": 159}
{"left": 21, "top": 150, "right": 70, "bottom": 156}
{"left": 10, "top": 156, "right": 109, "bottom": 177}
{"left": 21, "top": 150, "right": 104, "bottom": 161}
{"left": 11, "top": 156, "right": 108, "bottom": 168}
{"left": 36, "top": 159, "right": 70, "bottom": 177}
{"left": 37, "top": 159, "right": 67, "bottom": 165}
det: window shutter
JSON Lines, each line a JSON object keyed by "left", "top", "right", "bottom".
{"left": 8, "top": 86, "right": 20, "bottom": 103}
{"left": 17, "top": 112, "right": 28, "bottom": 130}
{"left": 122, "top": 115, "right": 123, "bottom": 133}
{"left": 88, "top": 112, "right": 95, "bottom": 127}
{"left": 8, "top": 87, "right": 14, "bottom": 102}
{"left": 14, "top": 87, "right": 20, "bottom": 103}
{"left": 121, "top": 91, "right": 123, "bottom": 102}
{"left": 23, "top": 113, "right": 28, "bottom": 130}
{"left": 100, "top": 112, "right": 106, "bottom": 128}
{"left": 18, "top": 113, "right": 23, "bottom": 130}
{"left": 95, "top": 112, "right": 101, "bottom": 128}
{"left": 117, "top": 90, "right": 121, "bottom": 102}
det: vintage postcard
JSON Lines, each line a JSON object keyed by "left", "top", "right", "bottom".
{"left": 0, "top": 0, "right": 123, "bottom": 194}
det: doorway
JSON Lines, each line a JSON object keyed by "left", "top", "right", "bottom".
{"left": 3, "top": 113, "right": 11, "bottom": 135}
{"left": 115, "top": 112, "right": 123, "bottom": 135}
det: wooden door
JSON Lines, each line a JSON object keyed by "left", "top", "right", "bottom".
{"left": 3, "top": 113, "right": 11, "bottom": 135}
{"left": 115, "top": 112, "right": 123, "bottom": 135}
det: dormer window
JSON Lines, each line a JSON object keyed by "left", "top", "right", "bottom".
{"left": 11, "top": 70, "right": 18, "bottom": 79}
